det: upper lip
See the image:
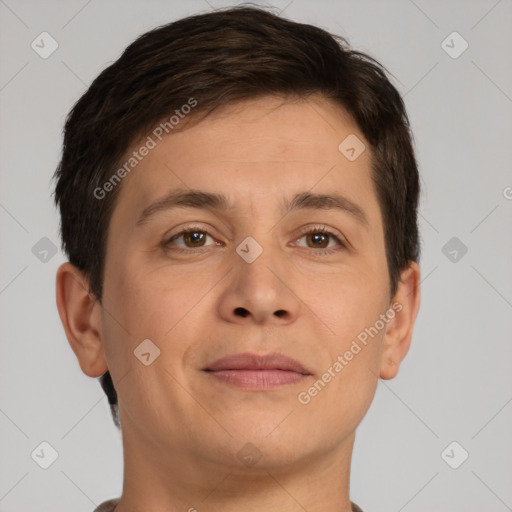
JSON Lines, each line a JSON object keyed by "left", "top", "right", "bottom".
{"left": 204, "top": 352, "right": 311, "bottom": 375}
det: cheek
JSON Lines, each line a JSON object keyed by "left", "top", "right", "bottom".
{"left": 298, "top": 266, "right": 387, "bottom": 392}
{"left": 104, "top": 250, "right": 206, "bottom": 336}
{"left": 100, "top": 264, "right": 199, "bottom": 418}
{"left": 295, "top": 262, "right": 387, "bottom": 334}
{"left": 295, "top": 325, "right": 384, "bottom": 434}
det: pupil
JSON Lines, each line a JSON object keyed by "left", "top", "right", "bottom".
{"left": 186, "top": 231, "right": 204, "bottom": 246}
{"left": 309, "top": 233, "right": 327, "bottom": 248}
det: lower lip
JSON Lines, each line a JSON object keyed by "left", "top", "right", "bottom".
{"left": 205, "top": 369, "right": 308, "bottom": 389}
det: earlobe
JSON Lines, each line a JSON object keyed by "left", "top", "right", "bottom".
{"left": 55, "top": 262, "right": 108, "bottom": 378}
{"left": 379, "top": 261, "right": 421, "bottom": 380}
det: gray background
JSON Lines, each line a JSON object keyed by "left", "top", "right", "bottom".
{"left": 1, "top": 0, "right": 511, "bottom": 511}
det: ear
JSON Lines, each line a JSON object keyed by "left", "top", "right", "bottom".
{"left": 55, "top": 262, "right": 108, "bottom": 377}
{"left": 379, "top": 261, "right": 421, "bottom": 380}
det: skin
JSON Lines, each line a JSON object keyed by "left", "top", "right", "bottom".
{"left": 56, "top": 94, "right": 421, "bottom": 512}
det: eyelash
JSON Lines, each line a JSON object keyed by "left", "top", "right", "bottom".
{"left": 294, "top": 225, "right": 346, "bottom": 254}
{"left": 163, "top": 224, "right": 346, "bottom": 255}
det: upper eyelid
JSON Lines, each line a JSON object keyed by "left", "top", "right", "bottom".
{"left": 292, "top": 224, "right": 347, "bottom": 246}
{"left": 166, "top": 225, "right": 217, "bottom": 242}
{"left": 292, "top": 228, "right": 347, "bottom": 250}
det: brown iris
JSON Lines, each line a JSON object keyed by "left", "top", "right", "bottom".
{"left": 306, "top": 232, "right": 329, "bottom": 249}
{"left": 182, "top": 230, "right": 206, "bottom": 247}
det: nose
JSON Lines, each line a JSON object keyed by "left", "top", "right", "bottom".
{"left": 216, "top": 244, "right": 301, "bottom": 327}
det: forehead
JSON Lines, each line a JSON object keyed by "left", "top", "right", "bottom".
{"left": 110, "top": 94, "right": 379, "bottom": 226}
{"left": 171, "top": 95, "right": 363, "bottom": 162}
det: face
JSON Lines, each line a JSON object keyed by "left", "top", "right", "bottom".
{"left": 99, "top": 95, "right": 395, "bottom": 471}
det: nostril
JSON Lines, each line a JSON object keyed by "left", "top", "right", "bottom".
{"left": 274, "top": 310, "right": 287, "bottom": 318}
{"left": 234, "top": 307, "right": 250, "bottom": 317}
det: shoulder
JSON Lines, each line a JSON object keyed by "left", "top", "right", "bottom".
{"left": 351, "top": 501, "right": 365, "bottom": 512}
{"left": 92, "top": 498, "right": 362, "bottom": 511}
{"left": 92, "top": 498, "right": 120, "bottom": 512}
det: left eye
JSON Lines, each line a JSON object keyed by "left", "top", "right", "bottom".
{"left": 166, "top": 229, "right": 217, "bottom": 249}
{"left": 294, "top": 229, "right": 345, "bottom": 251}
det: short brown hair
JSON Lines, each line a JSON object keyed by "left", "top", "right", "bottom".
{"left": 53, "top": 5, "right": 421, "bottom": 428}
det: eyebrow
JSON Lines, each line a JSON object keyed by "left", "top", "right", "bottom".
{"left": 136, "top": 188, "right": 369, "bottom": 229}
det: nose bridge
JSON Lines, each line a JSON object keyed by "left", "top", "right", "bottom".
{"left": 218, "top": 230, "right": 299, "bottom": 325}
{"left": 236, "top": 233, "right": 282, "bottom": 299}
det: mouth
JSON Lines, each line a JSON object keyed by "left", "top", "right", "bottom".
{"left": 203, "top": 352, "right": 311, "bottom": 390}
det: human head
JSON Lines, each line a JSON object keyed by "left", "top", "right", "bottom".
{"left": 53, "top": 6, "right": 420, "bottom": 431}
